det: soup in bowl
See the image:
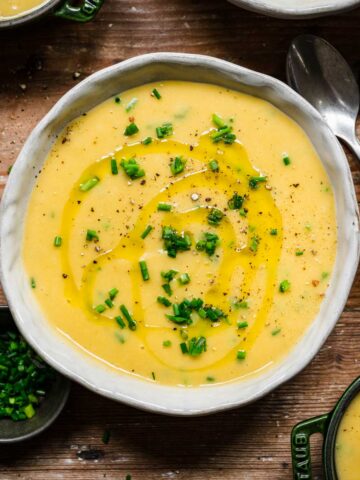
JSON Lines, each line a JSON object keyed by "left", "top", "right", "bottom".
{"left": 0, "top": 54, "right": 358, "bottom": 414}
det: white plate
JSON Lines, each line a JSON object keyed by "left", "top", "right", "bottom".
{"left": 1, "top": 53, "right": 359, "bottom": 415}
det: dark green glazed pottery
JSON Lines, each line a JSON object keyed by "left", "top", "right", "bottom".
{"left": 0, "top": 0, "right": 104, "bottom": 29}
{"left": 292, "top": 376, "right": 360, "bottom": 479}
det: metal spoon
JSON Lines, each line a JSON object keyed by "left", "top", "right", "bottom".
{"left": 287, "top": 34, "right": 360, "bottom": 160}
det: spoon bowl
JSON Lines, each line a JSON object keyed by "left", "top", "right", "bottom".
{"left": 287, "top": 35, "right": 360, "bottom": 159}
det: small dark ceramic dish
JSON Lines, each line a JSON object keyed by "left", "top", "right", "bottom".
{"left": 291, "top": 376, "right": 360, "bottom": 479}
{"left": 0, "top": 0, "right": 104, "bottom": 29}
{"left": 0, "top": 306, "right": 70, "bottom": 443}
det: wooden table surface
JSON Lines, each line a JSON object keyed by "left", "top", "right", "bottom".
{"left": 1, "top": 1, "right": 360, "bottom": 478}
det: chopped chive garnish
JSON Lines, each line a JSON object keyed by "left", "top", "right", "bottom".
{"left": 110, "top": 158, "right": 118, "bottom": 175}
{"left": 206, "top": 376, "right": 215, "bottom": 382}
{"left": 162, "top": 283, "right": 172, "bottom": 296}
{"left": 120, "top": 305, "right": 137, "bottom": 330}
{"left": 170, "top": 156, "right": 186, "bottom": 175}
{"left": 249, "top": 235, "right": 260, "bottom": 253}
{"left": 124, "top": 122, "right": 139, "bottom": 136}
{"left": 161, "top": 270, "right": 178, "bottom": 282}
{"left": 53, "top": 236, "right": 62, "bottom": 247}
{"left": 139, "top": 260, "right": 150, "bottom": 281}
{"left": 178, "top": 273, "right": 190, "bottom": 285}
{"left": 207, "top": 208, "right": 224, "bottom": 226}
{"left": 237, "top": 349, "right": 247, "bottom": 360}
{"left": 210, "top": 114, "right": 236, "bottom": 144}
{"left": 209, "top": 159, "right": 219, "bottom": 172}
{"left": 109, "top": 288, "right": 119, "bottom": 300}
{"left": 163, "top": 340, "right": 172, "bottom": 347}
{"left": 228, "top": 193, "right": 244, "bottom": 210}
{"left": 156, "top": 122, "right": 173, "bottom": 139}
{"left": 105, "top": 298, "right": 114, "bottom": 308}
{"left": 86, "top": 229, "right": 99, "bottom": 242}
{"left": 125, "top": 97, "right": 138, "bottom": 112}
{"left": 142, "top": 136, "right": 152, "bottom": 145}
{"left": 237, "top": 321, "right": 249, "bottom": 329}
{"left": 157, "top": 202, "right": 172, "bottom": 212}
{"left": 151, "top": 371, "right": 156, "bottom": 380}
{"left": 233, "top": 300, "right": 248, "bottom": 309}
{"left": 120, "top": 158, "right": 145, "bottom": 179}
{"left": 115, "top": 315, "right": 126, "bottom": 329}
{"left": 212, "top": 113, "right": 226, "bottom": 129}
{"left": 196, "top": 232, "right": 219, "bottom": 256}
{"left": 180, "top": 342, "right": 188, "bottom": 354}
{"left": 295, "top": 250, "right": 304, "bottom": 256}
{"left": 141, "top": 225, "right": 153, "bottom": 239}
{"left": 80, "top": 176, "right": 100, "bottom": 192}
{"left": 272, "top": 327, "right": 282, "bottom": 336}
{"left": 188, "top": 336, "right": 207, "bottom": 356}
{"left": 249, "top": 176, "right": 267, "bottom": 190}
{"left": 30, "top": 277, "right": 36, "bottom": 289}
{"left": 162, "top": 226, "right": 192, "bottom": 258}
{"left": 283, "top": 154, "right": 291, "bottom": 166}
{"left": 270, "top": 229, "right": 278, "bottom": 236}
{"left": 114, "top": 96, "right": 121, "bottom": 104}
{"left": 157, "top": 296, "right": 172, "bottom": 307}
{"left": 95, "top": 304, "right": 106, "bottom": 314}
{"left": 102, "top": 430, "right": 111, "bottom": 444}
{"left": 152, "top": 88, "right": 161, "bottom": 99}
{"left": 279, "top": 280, "right": 291, "bottom": 293}
{"left": 239, "top": 208, "right": 247, "bottom": 217}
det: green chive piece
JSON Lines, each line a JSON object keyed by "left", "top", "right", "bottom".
{"left": 162, "top": 283, "right": 172, "bottom": 296}
{"left": 115, "top": 315, "right": 126, "bottom": 329}
{"left": 249, "top": 235, "right": 260, "bottom": 253}
{"left": 120, "top": 305, "right": 137, "bottom": 330}
{"left": 141, "top": 225, "right": 153, "bottom": 239}
{"left": 170, "top": 156, "right": 186, "bottom": 175}
{"left": 152, "top": 88, "right": 161, "bottom": 99}
{"left": 142, "top": 136, "right": 152, "bottom": 145}
{"left": 151, "top": 372, "right": 156, "bottom": 380}
{"left": 53, "top": 236, "right": 62, "bottom": 247}
{"left": 24, "top": 404, "right": 36, "bottom": 419}
{"left": 157, "top": 202, "right": 172, "bottom": 212}
{"left": 178, "top": 273, "right": 190, "bottom": 285}
{"left": 322, "top": 272, "right": 329, "bottom": 280}
{"left": 109, "top": 288, "right": 119, "bottom": 300}
{"left": 161, "top": 270, "right": 178, "bottom": 282}
{"left": 228, "top": 193, "right": 244, "bottom": 210}
{"left": 95, "top": 304, "right": 106, "bottom": 314}
{"left": 163, "top": 340, "right": 172, "bottom": 347}
{"left": 196, "top": 232, "right": 219, "bottom": 257}
{"left": 270, "top": 229, "right": 278, "bottom": 236}
{"left": 180, "top": 342, "right": 188, "bottom": 354}
{"left": 272, "top": 327, "right": 282, "bottom": 336}
{"left": 114, "top": 96, "right": 121, "bottom": 104}
{"left": 102, "top": 430, "right": 111, "bottom": 444}
{"left": 206, "top": 376, "right": 215, "bottom": 382}
{"left": 80, "top": 176, "right": 100, "bottom": 192}
{"left": 125, "top": 97, "right": 138, "bottom": 112}
{"left": 237, "top": 350, "right": 247, "bottom": 360}
{"left": 124, "top": 122, "right": 139, "bottom": 136}
{"left": 209, "top": 159, "right": 219, "bottom": 172}
{"left": 233, "top": 300, "right": 248, "bottom": 309}
{"left": 86, "top": 229, "right": 99, "bottom": 242}
{"left": 237, "top": 321, "right": 249, "bottom": 329}
{"left": 105, "top": 298, "right": 114, "bottom": 308}
{"left": 249, "top": 176, "right": 267, "bottom": 190}
{"left": 120, "top": 157, "right": 145, "bottom": 179}
{"left": 157, "top": 296, "right": 172, "bottom": 307}
{"left": 188, "top": 336, "right": 207, "bottom": 356}
{"left": 30, "top": 277, "right": 36, "bottom": 289}
{"left": 295, "top": 250, "right": 304, "bottom": 256}
{"left": 110, "top": 158, "right": 118, "bottom": 175}
{"left": 156, "top": 122, "right": 173, "bottom": 139}
{"left": 162, "top": 226, "right": 192, "bottom": 258}
{"left": 279, "top": 280, "right": 291, "bottom": 293}
{"left": 139, "top": 260, "right": 150, "bottom": 281}
{"left": 212, "top": 113, "right": 226, "bottom": 129}
{"left": 283, "top": 154, "right": 291, "bottom": 166}
{"left": 207, "top": 208, "right": 224, "bottom": 226}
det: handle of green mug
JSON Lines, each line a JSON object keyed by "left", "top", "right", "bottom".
{"left": 54, "top": 0, "right": 104, "bottom": 23}
{"left": 291, "top": 413, "right": 330, "bottom": 480}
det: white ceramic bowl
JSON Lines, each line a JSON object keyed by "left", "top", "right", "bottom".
{"left": 0, "top": 53, "right": 359, "bottom": 415}
{"left": 228, "top": 0, "right": 360, "bottom": 18}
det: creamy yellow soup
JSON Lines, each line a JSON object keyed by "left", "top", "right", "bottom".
{"left": 0, "top": 0, "right": 48, "bottom": 18}
{"left": 336, "top": 393, "right": 360, "bottom": 479}
{"left": 23, "top": 81, "right": 336, "bottom": 387}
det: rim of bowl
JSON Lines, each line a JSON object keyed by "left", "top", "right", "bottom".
{"left": 227, "top": 0, "right": 360, "bottom": 18}
{"left": 0, "top": 0, "right": 61, "bottom": 28}
{"left": 0, "top": 53, "right": 359, "bottom": 416}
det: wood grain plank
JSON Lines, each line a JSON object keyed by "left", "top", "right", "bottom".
{"left": 1, "top": 0, "right": 360, "bottom": 477}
